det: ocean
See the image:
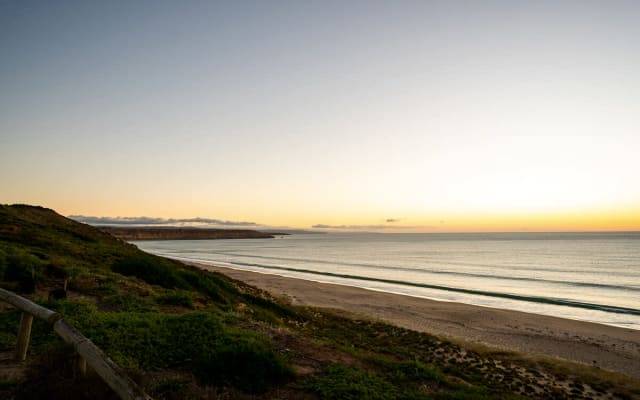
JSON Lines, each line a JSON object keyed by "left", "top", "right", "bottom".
{"left": 135, "top": 232, "right": 640, "bottom": 330}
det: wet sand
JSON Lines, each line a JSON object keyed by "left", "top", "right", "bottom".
{"left": 194, "top": 263, "right": 640, "bottom": 378}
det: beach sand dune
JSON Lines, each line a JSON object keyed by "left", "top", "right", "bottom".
{"left": 195, "top": 263, "right": 640, "bottom": 379}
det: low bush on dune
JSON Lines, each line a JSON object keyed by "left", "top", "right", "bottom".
{"left": 301, "top": 364, "right": 401, "bottom": 400}
{"left": 0, "top": 246, "right": 45, "bottom": 293}
{"left": 155, "top": 290, "right": 195, "bottom": 308}
{"left": 99, "top": 293, "right": 158, "bottom": 312}
{"left": 2, "top": 299, "right": 292, "bottom": 393}
{"left": 194, "top": 330, "right": 293, "bottom": 392}
{"left": 82, "top": 310, "right": 292, "bottom": 392}
{"left": 111, "top": 254, "right": 183, "bottom": 289}
{"left": 111, "top": 253, "right": 241, "bottom": 305}
{"left": 177, "top": 268, "right": 238, "bottom": 304}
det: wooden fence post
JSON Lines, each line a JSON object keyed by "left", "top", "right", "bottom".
{"left": 15, "top": 312, "right": 34, "bottom": 361}
{"left": 1, "top": 288, "right": 151, "bottom": 399}
{"left": 78, "top": 356, "right": 88, "bottom": 376}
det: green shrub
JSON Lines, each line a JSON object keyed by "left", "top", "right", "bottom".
{"left": 302, "top": 364, "right": 400, "bottom": 400}
{"left": 374, "top": 358, "right": 445, "bottom": 384}
{"left": 0, "top": 310, "right": 19, "bottom": 351}
{"left": 194, "top": 329, "right": 293, "bottom": 392}
{"left": 85, "top": 312, "right": 169, "bottom": 369}
{"left": 178, "top": 269, "right": 236, "bottom": 303}
{"left": 100, "top": 293, "right": 158, "bottom": 312}
{"left": 0, "top": 307, "right": 61, "bottom": 354}
{"left": 156, "top": 290, "right": 195, "bottom": 308}
{"left": 151, "top": 378, "right": 189, "bottom": 399}
{"left": 112, "top": 254, "right": 183, "bottom": 288}
{"left": 43, "top": 298, "right": 99, "bottom": 319}
{"left": 3, "top": 249, "right": 44, "bottom": 293}
{"left": 36, "top": 305, "right": 291, "bottom": 393}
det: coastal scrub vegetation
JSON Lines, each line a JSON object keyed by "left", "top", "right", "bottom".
{"left": 1, "top": 204, "right": 639, "bottom": 399}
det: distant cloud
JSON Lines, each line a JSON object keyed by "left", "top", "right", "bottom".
{"left": 312, "top": 218, "right": 439, "bottom": 231}
{"left": 315, "top": 217, "right": 401, "bottom": 229}
{"left": 311, "top": 224, "right": 341, "bottom": 229}
{"left": 69, "top": 215, "right": 258, "bottom": 227}
{"left": 312, "top": 224, "right": 420, "bottom": 231}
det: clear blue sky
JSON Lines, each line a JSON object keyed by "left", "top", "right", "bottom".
{"left": 2, "top": 1, "right": 639, "bottom": 231}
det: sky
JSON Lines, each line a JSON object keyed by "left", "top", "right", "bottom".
{"left": 1, "top": 0, "right": 639, "bottom": 232}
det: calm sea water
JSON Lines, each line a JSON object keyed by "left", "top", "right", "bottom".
{"left": 136, "top": 232, "right": 640, "bottom": 330}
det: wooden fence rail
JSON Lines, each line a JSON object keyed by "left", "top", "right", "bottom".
{"left": 0, "top": 288, "right": 151, "bottom": 400}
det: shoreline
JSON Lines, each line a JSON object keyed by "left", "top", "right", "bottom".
{"left": 191, "top": 262, "right": 640, "bottom": 379}
{"left": 147, "top": 252, "right": 640, "bottom": 331}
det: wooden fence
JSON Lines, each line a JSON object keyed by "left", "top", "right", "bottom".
{"left": 0, "top": 288, "right": 151, "bottom": 400}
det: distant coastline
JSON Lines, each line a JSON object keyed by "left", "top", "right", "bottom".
{"left": 101, "top": 226, "right": 277, "bottom": 241}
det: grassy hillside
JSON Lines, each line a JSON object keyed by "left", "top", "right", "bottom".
{"left": 1, "top": 204, "right": 638, "bottom": 400}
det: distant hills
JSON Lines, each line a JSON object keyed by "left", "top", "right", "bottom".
{"left": 100, "top": 226, "right": 276, "bottom": 241}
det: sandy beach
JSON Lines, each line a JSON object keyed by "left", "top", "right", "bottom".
{"left": 194, "top": 263, "right": 640, "bottom": 379}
